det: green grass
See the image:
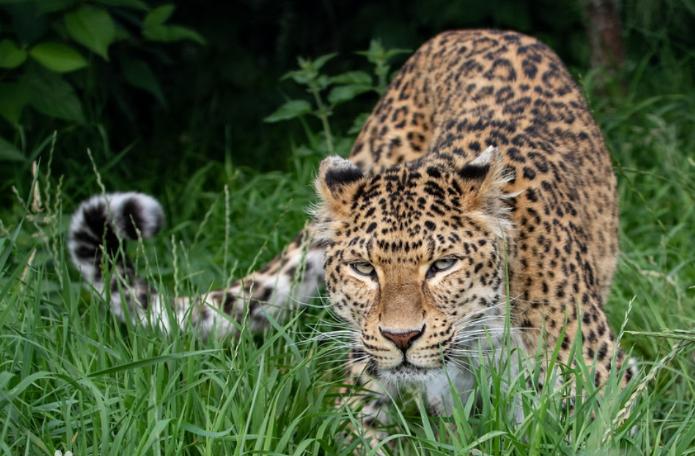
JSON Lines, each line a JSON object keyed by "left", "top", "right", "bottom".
{"left": 2, "top": 42, "right": 695, "bottom": 456}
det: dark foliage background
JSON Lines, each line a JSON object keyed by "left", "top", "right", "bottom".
{"left": 0, "top": 0, "right": 693, "bottom": 201}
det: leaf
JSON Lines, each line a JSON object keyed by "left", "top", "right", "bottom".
{"left": 383, "top": 47, "right": 410, "bottom": 59}
{"left": 136, "top": 419, "right": 171, "bottom": 454}
{"left": 114, "top": 22, "right": 133, "bottom": 41}
{"left": 24, "top": 70, "right": 85, "bottom": 123}
{"left": 143, "top": 5, "right": 205, "bottom": 44}
{"left": 330, "top": 71, "right": 372, "bottom": 86}
{"left": 37, "top": 0, "right": 78, "bottom": 14}
{"left": 181, "top": 423, "right": 234, "bottom": 438}
{"left": 357, "top": 40, "right": 408, "bottom": 63}
{"left": 94, "top": 0, "right": 148, "bottom": 10}
{"left": 328, "top": 84, "right": 372, "bottom": 105}
{"left": 121, "top": 57, "right": 166, "bottom": 105}
{"left": 348, "top": 112, "right": 370, "bottom": 135}
{"left": 29, "top": 42, "right": 87, "bottom": 73}
{"left": 282, "top": 69, "right": 312, "bottom": 85}
{"left": 357, "top": 39, "right": 384, "bottom": 63}
{"left": 312, "top": 53, "right": 337, "bottom": 71}
{"left": 87, "top": 350, "right": 221, "bottom": 377}
{"left": 0, "top": 40, "right": 28, "bottom": 69}
{"left": 264, "top": 100, "right": 311, "bottom": 123}
{"left": 315, "top": 74, "right": 330, "bottom": 90}
{"left": 144, "top": 25, "right": 206, "bottom": 45}
{"left": 0, "top": 137, "right": 25, "bottom": 162}
{"left": 143, "top": 4, "right": 175, "bottom": 28}
{"left": 0, "top": 83, "right": 30, "bottom": 125}
{"left": 64, "top": 5, "right": 116, "bottom": 59}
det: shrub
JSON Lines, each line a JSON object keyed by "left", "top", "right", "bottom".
{"left": 0, "top": 0, "right": 203, "bottom": 163}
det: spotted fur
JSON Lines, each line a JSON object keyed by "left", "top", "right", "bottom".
{"left": 69, "top": 193, "right": 324, "bottom": 333}
{"left": 69, "top": 30, "right": 633, "bottom": 443}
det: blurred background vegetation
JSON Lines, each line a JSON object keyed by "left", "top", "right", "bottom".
{"left": 1, "top": 0, "right": 693, "bottom": 204}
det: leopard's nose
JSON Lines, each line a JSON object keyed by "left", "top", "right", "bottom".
{"left": 379, "top": 325, "right": 425, "bottom": 352}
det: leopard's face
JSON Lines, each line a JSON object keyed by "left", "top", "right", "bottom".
{"left": 315, "top": 147, "right": 512, "bottom": 381}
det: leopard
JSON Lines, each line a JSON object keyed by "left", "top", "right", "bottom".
{"left": 69, "top": 29, "right": 634, "bottom": 441}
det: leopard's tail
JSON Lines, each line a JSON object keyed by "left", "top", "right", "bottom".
{"left": 69, "top": 192, "right": 163, "bottom": 283}
{"left": 69, "top": 192, "right": 326, "bottom": 335}
{"left": 68, "top": 192, "right": 174, "bottom": 325}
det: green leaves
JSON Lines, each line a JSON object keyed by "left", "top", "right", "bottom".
{"left": 330, "top": 71, "right": 372, "bottom": 86}
{"left": 0, "top": 137, "right": 25, "bottom": 162}
{"left": 94, "top": 0, "right": 148, "bottom": 9}
{"left": 24, "top": 71, "right": 85, "bottom": 123}
{"left": 264, "top": 43, "right": 409, "bottom": 157}
{"left": 0, "top": 83, "right": 30, "bottom": 125}
{"left": 358, "top": 39, "right": 410, "bottom": 64}
{"left": 0, "top": 0, "right": 204, "bottom": 130}
{"left": 357, "top": 39, "right": 409, "bottom": 94}
{"left": 143, "top": 4, "right": 175, "bottom": 27}
{"left": 327, "top": 84, "right": 372, "bottom": 105}
{"left": 143, "top": 4, "right": 206, "bottom": 44}
{"left": 0, "top": 40, "right": 27, "bottom": 69}
{"left": 0, "top": 71, "right": 84, "bottom": 124}
{"left": 264, "top": 46, "right": 406, "bottom": 155}
{"left": 328, "top": 72, "right": 373, "bottom": 105}
{"left": 29, "top": 42, "right": 87, "bottom": 73}
{"left": 1, "top": 39, "right": 88, "bottom": 74}
{"left": 265, "top": 55, "right": 375, "bottom": 126}
{"left": 283, "top": 54, "right": 336, "bottom": 87}
{"left": 266, "top": 46, "right": 404, "bottom": 127}
{"left": 267, "top": 41, "right": 409, "bottom": 127}
{"left": 264, "top": 100, "right": 312, "bottom": 123}
{"left": 64, "top": 5, "right": 116, "bottom": 60}
{"left": 121, "top": 57, "right": 165, "bottom": 105}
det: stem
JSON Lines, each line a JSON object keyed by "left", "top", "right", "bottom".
{"left": 309, "top": 87, "right": 334, "bottom": 155}
{"left": 376, "top": 62, "right": 388, "bottom": 95}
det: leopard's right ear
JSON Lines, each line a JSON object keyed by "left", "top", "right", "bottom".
{"left": 315, "top": 156, "right": 365, "bottom": 218}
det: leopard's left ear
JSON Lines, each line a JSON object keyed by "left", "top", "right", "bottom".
{"left": 315, "top": 156, "right": 365, "bottom": 218}
{"left": 454, "top": 146, "right": 514, "bottom": 225}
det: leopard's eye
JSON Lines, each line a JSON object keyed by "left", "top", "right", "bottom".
{"left": 350, "top": 261, "right": 375, "bottom": 277}
{"left": 427, "top": 257, "right": 458, "bottom": 277}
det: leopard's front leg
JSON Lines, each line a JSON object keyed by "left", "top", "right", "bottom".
{"left": 337, "top": 351, "right": 395, "bottom": 453}
{"left": 201, "top": 225, "right": 325, "bottom": 332}
{"left": 160, "top": 227, "right": 325, "bottom": 336}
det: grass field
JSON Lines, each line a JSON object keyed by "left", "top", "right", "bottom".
{"left": 2, "top": 34, "right": 695, "bottom": 455}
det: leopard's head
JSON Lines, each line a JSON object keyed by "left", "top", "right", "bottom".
{"left": 314, "top": 147, "right": 514, "bottom": 382}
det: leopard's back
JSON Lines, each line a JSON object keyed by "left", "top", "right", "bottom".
{"left": 348, "top": 29, "right": 623, "bottom": 382}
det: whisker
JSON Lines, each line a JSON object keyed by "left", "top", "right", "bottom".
{"left": 444, "top": 358, "right": 476, "bottom": 375}
{"left": 453, "top": 317, "right": 505, "bottom": 332}
{"left": 452, "top": 328, "right": 508, "bottom": 341}
{"left": 300, "top": 329, "right": 359, "bottom": 339}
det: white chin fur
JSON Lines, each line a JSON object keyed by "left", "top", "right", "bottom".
{"left": 378, "top": 365, "right": 443, "bottom": 385}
